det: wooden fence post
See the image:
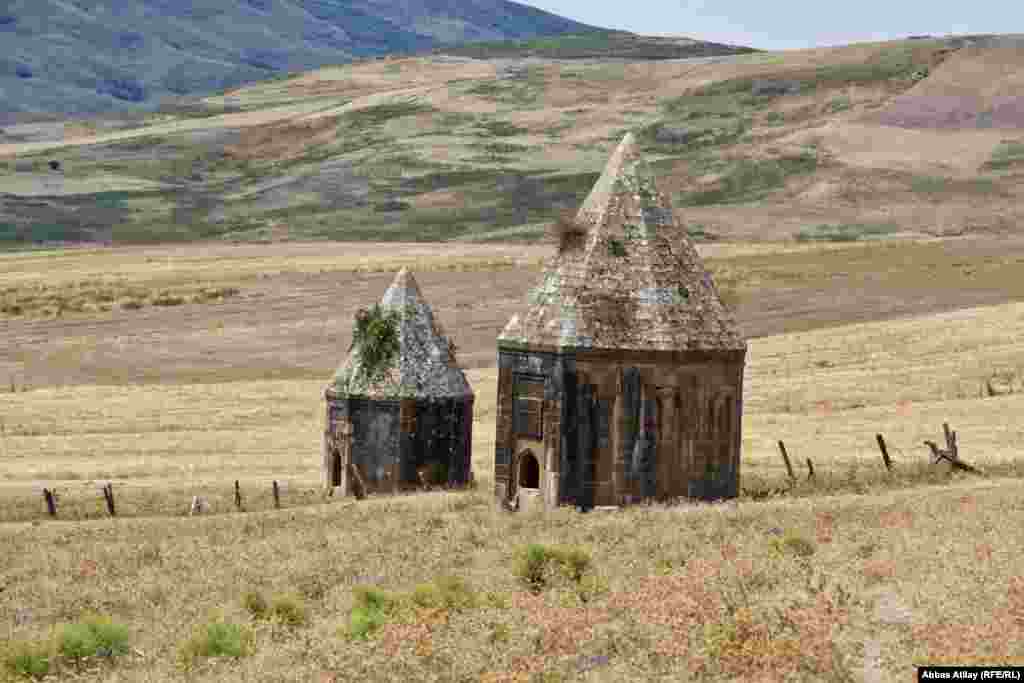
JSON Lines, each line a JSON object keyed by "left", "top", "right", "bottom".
{"left": 876, "top": 433, "right": 893, "bottom": 471}
{"left": 43, "top": 488, "right": 56, "bottom": 517}
{"left": 234, "top": 480, "right": 243, "bottom": 511}
{"left": 102, "top": 483, "right": 116, "bottom": 517}
{"left": 348, "top": 463, "right": 367, "bottom": 500}
{"left": 943, "top": 423, "right": 957, "bottom": 460}
{"left": 272, "top": 480, "right": 281, "bottom": 509}
{"left": 924, "top": 421, "right": 981, "bottom": 474}
{"left": 777, "top": 440, "right": 796, "bottom": 481}
{"left": 805, "top": 457, "right": 815, "bottom": 481}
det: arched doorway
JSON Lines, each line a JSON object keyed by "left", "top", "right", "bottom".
{"left": 330, "top": 448, "right": 342, "bottom": 487}
{"left": 517, "top": 450, "right": 540, "bottom": 490}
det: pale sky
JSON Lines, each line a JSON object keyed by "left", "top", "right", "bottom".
{"left": 521, "top": 0, "right": 1020, "bottom": 51}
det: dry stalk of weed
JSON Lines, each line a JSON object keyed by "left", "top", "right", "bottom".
{"left": 544, "top": 209, "right": 587, "bottom": 255}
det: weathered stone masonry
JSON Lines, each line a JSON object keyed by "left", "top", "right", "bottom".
{"left": 495, "top": 133, "right": 747, "bottom": 510}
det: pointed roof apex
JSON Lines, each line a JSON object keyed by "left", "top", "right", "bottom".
{"left": 380, "top": 267, "right": 424, "bottom": 308}
{"left": 330, "top": 269, "right": 473, "bottom": 400}
{"left": 618, "top": 131, "right": 638, "bottom": 154}
{"left": 499, "top": 131, "right": 747, "bottom": 354}
{"left": 576, "top": 132, "right": 647, "bottom": 227}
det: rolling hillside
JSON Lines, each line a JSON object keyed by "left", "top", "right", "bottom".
{"left": 0, "top": 34, "right": 1021, "bottom": 249}
{"left": 0, "top": 0, "right": 611, "bottom": 116}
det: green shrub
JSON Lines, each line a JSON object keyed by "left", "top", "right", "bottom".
{"left": 3, "top": 640, "right": 51, "bottom": 679}
{"left": 56, "top": 615, "right": 130, "bottom": 662}
{"left": 178, "top": 619, "right": 253, "bottom": 667}
{"left": 348, "top": 605, "right": 388, "bottom": 640}
{"left": 515, "top": 543, "right": 553, "bottom": 592}
{"left": 270, "top": 593, "right": 308, "bottom": 626}
{"left": 514, "top": 544, "right": 593, "bottom": 593}
{"left": 551, "top": 547, "right": 591, "bottom": 583}
{"left": 353, "top": 586, "right": 398, "bottom": 613}
{"left": 345, "top": 586, "right": 399, "bottom": 640}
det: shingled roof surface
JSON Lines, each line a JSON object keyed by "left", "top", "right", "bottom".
{"left": 499, "top": 132, "right": 746, "bottom": 353}
{"left": 331, "top": 268, "right": 473, "bottom": 400}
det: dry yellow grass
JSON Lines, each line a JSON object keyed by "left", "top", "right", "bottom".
{"left": 2, "top": 471, "right": 1022, "bottom": 681}
{"left": 0, "top": 242, "right": 551, "bottom": 290}
{"left": 3, "top": 299, "right": 1022, "bottom": 508}
{"left": 3, "top": 242, "right": 1024, "bottom": 681}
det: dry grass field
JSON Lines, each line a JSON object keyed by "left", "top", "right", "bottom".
{"left": 2, "top": 237, "right": 1024, "bottom": 682}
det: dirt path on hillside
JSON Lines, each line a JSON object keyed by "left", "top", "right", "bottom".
{"left": 4, "top": 236, "right": 1024, "bottom": 390}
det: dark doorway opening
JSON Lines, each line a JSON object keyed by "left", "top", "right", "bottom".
{"left": 518, "top": 451, "right": 540, "bottom": 489}
{"left": 331, "top": 449, "right": 342, "bottom": 487}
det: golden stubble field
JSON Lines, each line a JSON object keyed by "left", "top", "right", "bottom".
{"left": 2, "top": 238, "right": 1024, "bottom": 682}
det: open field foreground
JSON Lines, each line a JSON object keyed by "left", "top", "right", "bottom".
{"left": 2, "top": 238, "right": 1024, "bottom": 681}
{"left": 2, "top": 284, "right": 1024, "bottom": 682}
{"left": 2, "top": 476, "right": 1023, "bottom": 682}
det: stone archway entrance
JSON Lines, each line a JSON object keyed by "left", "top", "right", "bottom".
{"left": 518, "top": 450, "right": 540, "bottom": 490}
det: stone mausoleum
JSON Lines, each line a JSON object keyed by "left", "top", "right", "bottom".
{"left": 323, "top": 268, "right": 474, "bottom": 496}
{"left": 494, "top": 133, "right": 747, "bottom": 511}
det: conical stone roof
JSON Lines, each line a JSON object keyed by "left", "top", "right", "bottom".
{"left": 330, "top": 268, "right": 473, "bottom": 400}
{"left": 499, "top": 132, "right": 746, "bottom": 353}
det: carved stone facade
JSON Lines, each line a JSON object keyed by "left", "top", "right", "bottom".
{"left": 495, "top": 348, "right": 743, "bottom": 508}
{"left": 495, "top": 133, "right": 747, "bottom": 509}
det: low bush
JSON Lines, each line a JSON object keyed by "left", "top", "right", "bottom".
{"left": 178, "top": 618, "right": 253, "bottom": 668}
{"left": 56, "top": 614, "right": 130, "bottom": 663}
{"left": 410, "top": 575, "right": 477, "bottom": 611}
{"left": 3, "top": 640, "right": 51, "bottom": 679}
{"left": 513, "top": 543, "right": 593, "bottom": 593}
{"left": 344, "top": 576, "right": 480, "bottom": 640}
{"left": 346, "top": 586, "right": 399, "bottom": 640}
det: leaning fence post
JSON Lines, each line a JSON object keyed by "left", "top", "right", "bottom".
{"left": 234, "top": 480, "right": 243, "bottom": 511}
{"left": 43, "top": 488, "right": 56, "bottom": 517}
{"left": 777, "top": 440, "right": 796, "bottom": 481}
{"left": 272, "top": 480, "right": 281, "bottom": 509}
{"left": 876, "top": 433, "right": 893, "bottom": 471}
{"left": 102, "top": 483, "right": 116, "bottom": 517}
